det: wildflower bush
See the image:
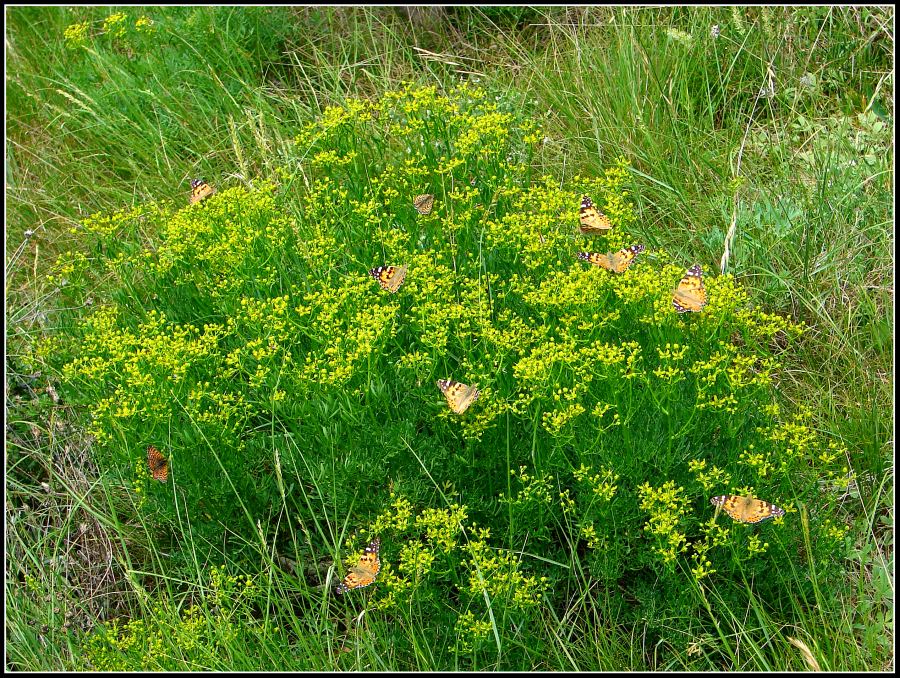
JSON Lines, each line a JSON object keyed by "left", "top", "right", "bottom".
{"left": 63, "top": 11, "right": 157, "bottom": 52}
{"left": 36, "top": 83, "right": 854, "bottom": 665}
{"left": 80, "top": 566, "right": 283, "bottom": 671}
{"left": 62, "top": 7, "right": 289, "bottom": 61}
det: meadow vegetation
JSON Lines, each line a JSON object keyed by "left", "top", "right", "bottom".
{"left": 6, "top": 6, "right": 893, "bottom": 671}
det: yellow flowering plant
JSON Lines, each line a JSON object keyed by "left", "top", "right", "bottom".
{"left": 34, "top": 83, "right": 852, "bottom": 657}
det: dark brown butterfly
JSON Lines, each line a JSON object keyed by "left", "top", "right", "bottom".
{"left": 147, "top": 445, "right": 169, "bottom": 482}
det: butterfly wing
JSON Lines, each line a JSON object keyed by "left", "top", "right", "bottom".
{"left": 711, "top": 495, "right": 785, "bottom": 523}
{"left": 189, "top": 178, "right": 215, "bottom": 205}
{"left": 577, "top": 245, "right": 645, "bottom": 273}
{"left": 147, "top": 445, "right": 168, "bottom": 482}
{"left": 413, "top": 194, "right": 435, "bottom": 215}
{"left": 369, "top": 264, "right": 408, "bottom": 293}
{"left": 673, "top": 264, "right": 708, "bottom": 313}
{"left": 579, "top": 196, "right": 613, "bottom": 234}
{"left": 437, "top": 379, "right": 480, "bottom": 414}
{"left": 336, "top": 537, "right": 381, "bottom": 594}
{"left": 576, "top": 252, "right": 616, "bottom": 271}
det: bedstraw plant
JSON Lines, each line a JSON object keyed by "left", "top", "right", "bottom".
{"left": 26, "top": 82, "right": 854, "bottom": 670}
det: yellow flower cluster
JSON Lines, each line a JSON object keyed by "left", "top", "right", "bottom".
{"left": 64, "top": 308, "right": 239, "bottom": 444}
{"left": 573, "top": 463, "right": 620, "bottom": 502}
{"left": 371, "top": 492, "right": 412, "bottom": 536}
{"left": 398, "top": 541, "right": 436, "bottom": 582}
{"left": 80, "top": 567, "right": 267, "bottom": 670}
{"left": 453, "top": 610, "right": 494, "bottom": 653}
{"left": 63, "top": 12, "right": 157, "bottom": 54}
{"left": 688, "top": 459, "right": 731, "bottom": 493}
{"left": 580, "top": 522, "right": 601, "bottom": 549}
{"left": 46, "top": 249, "right": 90, "bottom": 286}
{"left": 364, "top": 495, "right": 551, "bottom": 612}
{"left": 296, "top": 281, "right": 400, "bottom": 389}
{"left": 542, "top": 401, "right": 585, "bottom": 435}
{"left": 63, "top": 21, "right": 91, "bottom": 49}
{"left": 134, "top": 15, "right": 155, "bottom": 33}
{"left": 739, "top": 444, "right": 776, "bottom": 477}
{"left": 103, "top": 12, "right": 127, "bottom": 38}
{"left": 637, "top": 480, "right": 691, "bottom": 565}
{"left": 501, "top": 466, "right": 554, "bottom": 508}
{"left": 415, "top": 504, "right": 468, "bottom": 552}
{"left": 462, "top": 538, "right": 548, "bottom": 609}
{"left": 759, "top": 405, "right": 817, "bottom": 467}
{"left": 690, "top": 539, "right": 717, "bottom": 580}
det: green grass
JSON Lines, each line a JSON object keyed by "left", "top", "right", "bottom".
{"left": 5, "top": 6, "right": 893, "bottom": 671}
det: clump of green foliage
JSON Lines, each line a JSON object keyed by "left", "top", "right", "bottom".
{"left": 34, "top": 82, "right": 853, "bottom": 668}
{"left": 79, "top": 566, "right": 284, "bottom": 671}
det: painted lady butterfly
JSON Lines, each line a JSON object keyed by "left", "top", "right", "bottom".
{"left": 336, "top": 537, "right": 381, "bottom": 594}
{"left": 436, "top": 379, "right": 480, "bottom": 414}
{"left": 189, "top": 178, "right": 216, "bottom": 205}
{"left": 673, "top": 264, "right": 708, "bottom": 313}
{"left": 369, "top": 264, "right": 408, "bottom": 293}
{"left": 576, "top": 245, "right": 646, "bottom": 273}
{"left": 710, "top": 495, "right": 785, "bottom": 523}
{"left": 578, "top": 195, "right": 613, "bottom": 234}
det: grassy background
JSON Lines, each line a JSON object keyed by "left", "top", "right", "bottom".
{"left": 5, "top": 6, "right": 893, "bottom": 671}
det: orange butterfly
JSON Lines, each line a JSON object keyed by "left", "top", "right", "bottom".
{"left": 436, "top": 379, "right": 480, "bottom": 414}
{"left": 147, "top": 445, "right": 169, "bottom": 482}
{"left": 189, "top": 178, "right": 215, "bottom": 205}
{"left": 578, "top": 196, "right": 613, "bottom": 234}
{"left": 369, "top": 264, "right": 408, "bottom": 293}
{"left": 672, "top": 264, "right": 708, "bottom": 313}
{"left": 413, "top": 193, "right": 435, "bottom": 215}
{"left": 710, "top": 495, "right": 785, "bottom": 523}
{"left": 336, "top": 537, "right": 381, "bottom": 594}
{"left": 576, "top": 245, "right": 645, "bottom": 273}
